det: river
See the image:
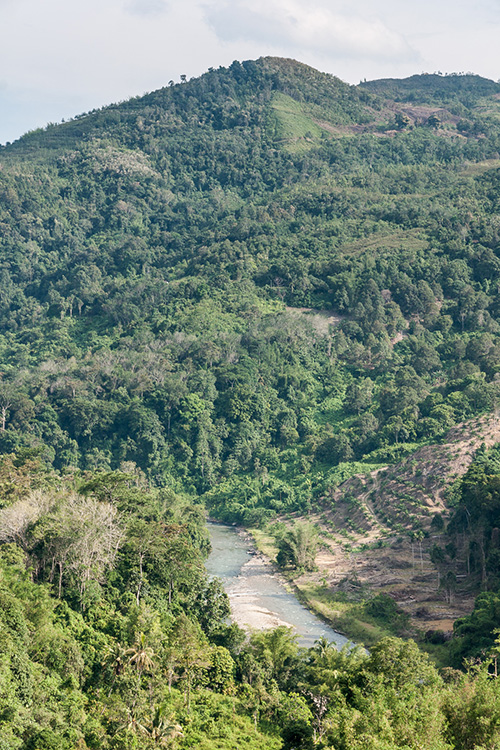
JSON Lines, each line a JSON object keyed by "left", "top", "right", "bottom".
{"left": 206, "top": 522, "right": 350, "bottom": 649}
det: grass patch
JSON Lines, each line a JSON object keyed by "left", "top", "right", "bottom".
{"left": 419, "top": 640, "right": 454, "bottom": 669}
{"left": 460, "top": 158, "right": 500, "bottom": 176}
{"left": 268, "top": 93, "right": 323, "bottom": 151}
{"left": 320, "top": 462, "right": 384, "bottom": 491}
{"left": 248, "top": 528, "right": 279, "bottom": 561}
{"left": 292, "top": 581, "right": 412, "bottom": 648}
{"left": 339, "top": 229, "right": 429, "bottom": 257}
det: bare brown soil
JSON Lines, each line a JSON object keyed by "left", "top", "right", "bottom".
{"left": 300, "top": 414, "right": 500, "bottom": 634}
{"left": 314, "top": 102, "right": 463, "bottom": 138}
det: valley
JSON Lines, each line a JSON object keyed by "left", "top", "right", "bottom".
{"left": 2, "top": 56, "right": 500, "bottom": 748}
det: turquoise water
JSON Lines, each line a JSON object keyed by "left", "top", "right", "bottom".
{"left": 206, "top": 522, "right": 350, "bottom": 650}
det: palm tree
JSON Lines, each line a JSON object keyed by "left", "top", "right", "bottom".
{"left": 115, "top": 708, "right": 148, "bottom": 739}
{"left": 116, "top": 706, "right": 183, "bottom": 746}
{"left": 125, "top": 632, "right": 155, "bottom": 706}
{"left": 312, "top": 637, "right": 332, "bottom": 659}
{"left": 126, "top": 632, "right": 155, "bottom": 674}
{"left": 145, "top": 706, "right": 183, "bottom": 746}
{"left": 102, "top": 640, "right": 127, "bottom": 696}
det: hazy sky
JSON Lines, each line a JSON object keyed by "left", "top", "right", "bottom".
{"left": 1, "top": 0, "right": 499, "bottom": 144}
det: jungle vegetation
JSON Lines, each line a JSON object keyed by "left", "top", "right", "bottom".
{"left": 3, "top": 57, "right": 500, "bottom": 747}
{"left": 1, "top": 455, "right": 500, "bottom": 749}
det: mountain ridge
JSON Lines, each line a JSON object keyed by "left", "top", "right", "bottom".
{"left": 4, "top": 57, "right": 499, "bottom": 156}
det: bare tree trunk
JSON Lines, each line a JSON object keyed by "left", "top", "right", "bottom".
{"left": 479, "top": 528, "right": 487, "bottom": 588}
{"left": 136, "top": 552, "right": 144, "bottom": 606}
{"left": 58, "top": 561, "right": 63, "bottom": 598}
{"left": 49, "top": 556, "right": 56, "bottom": 583}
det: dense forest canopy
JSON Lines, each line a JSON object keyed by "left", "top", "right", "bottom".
{"left": 3, "top": 56, "right": 500, "bottom": 747}
{"left": 1, "top": 57, "right": 500, "bottom": 524}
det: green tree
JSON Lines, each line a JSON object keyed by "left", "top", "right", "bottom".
{"left": 277, "top": 522, "right": 318, "bottom": 571}
{"left": 443, "top": 664, "right": 500, "bottom": 750}
{"left": 249, "top": 626, "right": 298, "bottom": 684}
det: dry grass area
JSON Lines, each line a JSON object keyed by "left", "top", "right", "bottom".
{"left": 285, "top": 306, "right": 344, "bottom": 336}
{"left": 338, "top": 230, "right": 429, "bottom": 258}
{"left": 298, "top": 414, "right": 500, "bottom": 635}
{"left": 461, "top": 158, "right": 500, "bottom": 176}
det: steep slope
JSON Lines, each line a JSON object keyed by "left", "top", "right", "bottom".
{"left": 4, "top": 57, "right": 369, "bottom": 156}
{"left": 287, "top": 414, "right": 500, "bottom": 634}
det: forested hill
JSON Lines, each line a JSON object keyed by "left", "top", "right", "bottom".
{"left": 5, "top": 54, "right": 500, "bottom": 748}
{"left": 1, "top": 57, "right": 500, "bottom": 525}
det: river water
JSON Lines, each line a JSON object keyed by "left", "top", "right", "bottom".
{"left": 206, "top": 522, "right": 350, "bottom": 649}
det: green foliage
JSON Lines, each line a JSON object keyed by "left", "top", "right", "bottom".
{"left": 363, "top": 593, "right": 410, "bottom": 630}
{"left": 3, "top": 469, "right": 500, "bottom": 750}
{"left": 276, "top": 522, "right": 318, "bottom": 571}
{"left": 450, "top": 591, "right": 500, "bottom": 666}
{"left": 4, "top": 57, "right": 500, "bottom": 747}
{"left": 0, "top": 59, "right": 499, "bottom": 522}
{"left": 442, "top": 664, "right": 500, "bottom": 750}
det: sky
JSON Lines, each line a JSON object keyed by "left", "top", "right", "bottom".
{"left": 1, "top": 0, "right": 499, "bottom": 144}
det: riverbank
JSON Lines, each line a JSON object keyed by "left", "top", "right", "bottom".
{"left": 206, "top": 522, "right": 349, "bottom": 648}
{"left": 225, "top": 553, "right": 295, "bottom": 631}
{"left": 246, "top": 527, "right": 410, "bottom": 649}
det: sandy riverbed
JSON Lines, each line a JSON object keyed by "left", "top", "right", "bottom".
{"left": 226, "top": 555, "right": 294, "bottom": 630}
{"left": 207, "top": 522, "right": 350, "bottom": 648}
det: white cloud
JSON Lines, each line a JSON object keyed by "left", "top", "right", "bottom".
{"left": 0, "top": 0, "right": 212, "bottom": 98}
{"left": 205, "top": 0, "right": 417, "bottom": 62}
{"left": 125, "top": 0, "right": 169, "bottom": 17}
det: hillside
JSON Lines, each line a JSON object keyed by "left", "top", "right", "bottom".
{"left": 5, "top": 55, "right": 500, "bottom": 748}
{"left": 1, "top": 56, "right": 500, "bottom": 596}
{"left": 280, "top": 414, "right": 499, "bottom": 639}
{"left": 0, "top": 58, "right": 499, "bottom": 495}
{"left": 1, "top": 59, "right": 500, "bottom": 503}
